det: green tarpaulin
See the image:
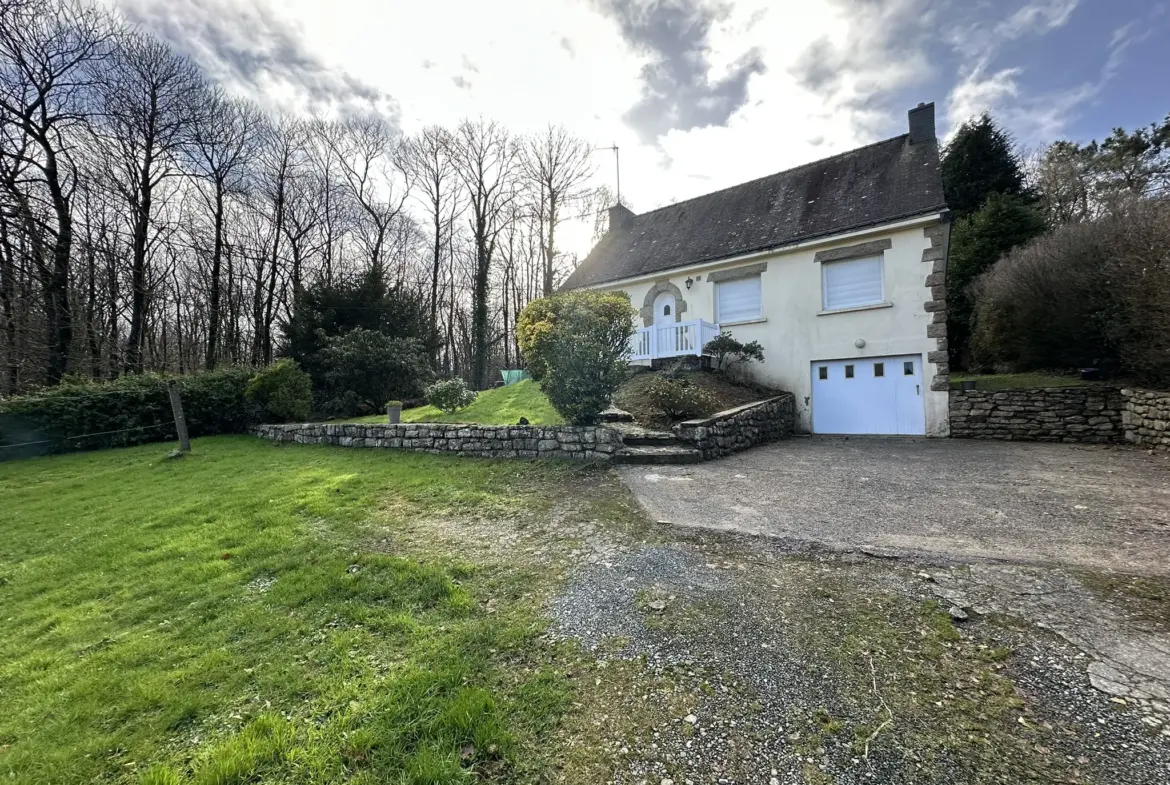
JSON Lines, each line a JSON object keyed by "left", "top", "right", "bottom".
{"left": 500, "top": 370, "right": 530, "bottom": 386}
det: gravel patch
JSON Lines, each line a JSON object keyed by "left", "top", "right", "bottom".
{"left": 547, "top": 537, "right": 1170, "bottom": 784}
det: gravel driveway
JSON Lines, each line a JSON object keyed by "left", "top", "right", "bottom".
{"left": 618, "top": 437, "right": 1170, "bottom": 575}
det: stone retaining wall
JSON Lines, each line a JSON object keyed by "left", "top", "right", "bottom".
{"left": 673, "top": 394, "right": 796, "bottom": 460}
{"left": 949, "top": 387, "right": 1123, "bottom": 443}
{"left": 1123, "top": 388, "right": 1170, "bottom": 452}
{"left": 252, "top": 422, "right": 623, "bottom": 460}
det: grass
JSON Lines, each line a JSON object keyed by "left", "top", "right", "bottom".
{"left": 0, "top": 436, "right": 615, "bottom": 784}
{"left": 950, "top": 371, "right": 1089, "bottom": 390}
{"left": 346, "top": 380, "right": 563, "bottom": 426}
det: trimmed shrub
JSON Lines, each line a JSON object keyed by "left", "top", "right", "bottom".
{"left": 246, "top": 360, "right": 313, "bottom": 423}
{"left": 704, "top": 332, "right": 765, "bottom": 377}
{"left": 518, "top": 291, "right": 635, "bottom": 425}
{"left": 316, "top": 329, "right": 433, "bottom": 416}
{"left": 642, "top": 376, "right": 718, "bottom": 421}
{"left": 0, "top": 368, "right": 260, "bottom": 458}
{"left": 517, "top": 290, "right": 634, "bottom": 382}
{"left": 426, "top": 378, "right": 477, "bottom": 413}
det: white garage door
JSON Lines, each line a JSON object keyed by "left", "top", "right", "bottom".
{"left": 811, "top": 355, "right": 926, "bottom": 435}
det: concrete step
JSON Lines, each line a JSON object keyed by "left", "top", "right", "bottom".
{"left": 613, "top": 445, "right": 703, "bottom": 465}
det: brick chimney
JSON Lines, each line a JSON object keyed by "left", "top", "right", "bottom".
{"left": 908, "top": 102, "right": 936, "bottom": 145}
{"left": 608, "top": 203, "right": 635, "bottom": 233}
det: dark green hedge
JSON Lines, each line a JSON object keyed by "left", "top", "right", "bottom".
{"left": 0, "top": 368, "right": 262, "bottom": 460}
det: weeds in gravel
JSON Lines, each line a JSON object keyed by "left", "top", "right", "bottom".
{"left": 782, "top": 572, "right": 1078, "bottom": 782}
{"left": 1075, "top": 571, "right": 1170, "bottom": 631}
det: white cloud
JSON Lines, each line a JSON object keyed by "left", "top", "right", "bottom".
{"left": 118, "top": 0, "right": 1161, "bottom": 258}
{"left": 944, "top": 1, "right": 1161, "bottom": 143}
{"left": 946, "top": 67, "right": 1022, "bottom": 133}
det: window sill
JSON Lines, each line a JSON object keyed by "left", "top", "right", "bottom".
{"left": 719, "top": 317, "right": 767, "bottom": 327}
{"left": 817, "top": 301, "right": 893, "bottom": 316}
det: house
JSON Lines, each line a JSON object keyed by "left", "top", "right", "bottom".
{"left": 562, "top": 103, "right": 950, "bottom": 437}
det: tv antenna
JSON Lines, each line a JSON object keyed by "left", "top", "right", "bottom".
{"left": 594, "top": 144, "right": 620, "bottom": 204}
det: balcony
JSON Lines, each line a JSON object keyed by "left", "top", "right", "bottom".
{"left": 630, "top": 319, "right": 721, "bottom": 361}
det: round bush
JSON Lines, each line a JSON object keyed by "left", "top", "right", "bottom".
{"left": 518, "top": 292, "right": 635, "bottom": 425}
{"left": 426, "top": 378, "right": 477, "bottom": 413}
{"left": 246, "top": 360, "right": 313, "bottom": 423}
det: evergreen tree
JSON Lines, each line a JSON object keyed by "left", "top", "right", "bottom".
{"left": 280, "top": 268, "right": 436, "bottom": 394}
{"left": 941, "top": 114, "right": 1038, "bottom": 367}
{"left": 948, "top": 194, "right": 1047, "bottom": 369}
{"left": 941, "top": 114, "right": 1030, "bottom": 219}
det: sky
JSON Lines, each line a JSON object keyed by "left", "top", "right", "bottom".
{"left": 117, "top": 0, "right": 1169, "bottom": 256}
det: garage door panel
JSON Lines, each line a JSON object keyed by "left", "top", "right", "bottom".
{"left": 811, "top": 355, "right": 925, "bottom": 435}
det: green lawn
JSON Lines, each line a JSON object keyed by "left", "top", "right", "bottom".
{"left": 347, "top": 380, "right": 562, "bottom": 426}
{"left": 950, "top": 371, "right": 1090, "bottom": 390}
{"left": 0, "top": 437, "right": 605, "bottom": 784}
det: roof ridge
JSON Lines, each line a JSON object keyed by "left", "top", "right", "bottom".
{"left": 630, "top": 133, "right": 914, "bottom": 220}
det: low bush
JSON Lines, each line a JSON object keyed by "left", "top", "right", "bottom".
{"left": 246, "top": 359, "right": 313, "bottom": 423}
{"left": 972, "top": 199, "right": 1170, "bottom": 383}
{"left": 425, "top": 378, "right": 477, "bottom": 413}
{"left": 316, "top": 329, "right": 433, "bottom": 416}
{"left": 704, "top": 332, "right": 764, "bottom": 377}
{"left": 0, "top": 367, "right": 260, "bottom": 458}
{"left": 518, "top": 291, "right": 635, "bottom": 425}
{"left": 642, "top": 376, "right": 719, "bottom": 421}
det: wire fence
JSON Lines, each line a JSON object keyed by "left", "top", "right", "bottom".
{"left": 0, "top": 422, "right": 176, "bottom": 455}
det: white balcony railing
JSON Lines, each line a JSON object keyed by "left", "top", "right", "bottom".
{"left": 630, "top": 319, "right": 721, "bottom": 361}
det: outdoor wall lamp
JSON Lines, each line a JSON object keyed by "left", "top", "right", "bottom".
{"left": 685, "top": 277, "right": 694, "bottom": 290}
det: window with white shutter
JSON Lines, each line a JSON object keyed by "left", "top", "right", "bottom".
{"left": 821, "top": 256, "right": 884, "bottom": 311}
{"left": 715, "top": 276, "right": 762, "bottom": 323}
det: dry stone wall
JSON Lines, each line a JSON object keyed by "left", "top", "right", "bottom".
{"left": 1123, "top": 388, "right": 1170, "bottom": 452}
{"left": 673, "top": 394, "right": 796, "bottom": 460}
{"left": 252, "top": 422, "right": 622, "bottom": 460}
{"left": 949, "top": 387, "right": 1123, "bottom": 443}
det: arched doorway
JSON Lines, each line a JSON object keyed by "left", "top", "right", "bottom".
{"left": 653, "top": 290, "right": 676, "bottom": 326}
{"left": 640, "top": 280, "right": 687, "bottom": 328}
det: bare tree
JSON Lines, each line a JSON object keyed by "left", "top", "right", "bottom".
{"left": 321, "top": 114, "right": 412, "bottom": 280}
{"left": 250, "top": 115, "right": 310, "bottom": 363}
{"left": 522, "top": 124, "right": 596, "bottom": 295}
{"left": 0, "top": 0, "right": 115, "bottom": 383}
{"left": 450, "top": 118, "right": 519, "bottom": 389}
{"left": 403, "top": 124, "right": 461, "bottom": 340}
{"left": 91, "top": 28, "right": 204, "bottom": 371}
{"left": 187, "top": 89, "right": 260, "bottom": 369}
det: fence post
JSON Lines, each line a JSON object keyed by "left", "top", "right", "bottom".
{"left": 167, "top": 381, "right": 191, "bottom": 454}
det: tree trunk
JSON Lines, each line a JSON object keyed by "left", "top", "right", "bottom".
{"left": 471, "top": 228, "right": 491, "bottom": 389}
{"left": 43, "top": 149, "right": 74, "bottom": 385}
{"left": 543, "top": 197, "right": 556, "bottom": 296}
{"left": 124, "top": 148, "right": 154, "bottom": 373}
{"left": 85, "top": 241, "right": 101, "bottom": 378}
{"left": 205, "top": 184, "right": 225, "bottom": 370}
{"left": 0, "top": 220, "right": 17, "bottom": 393}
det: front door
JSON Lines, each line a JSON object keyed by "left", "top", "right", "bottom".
{"left": 811, "top": 354, "right": 926, "bottom": 435}
{"left": 652, "top": 291, "right": 676, "bottom": 326}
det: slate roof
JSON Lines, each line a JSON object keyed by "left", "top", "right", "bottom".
{"left": 562, "top": 133, "right": 948, "bottom": 289}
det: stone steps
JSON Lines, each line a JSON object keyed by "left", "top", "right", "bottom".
{"left": 612, "top": 444, "right": 703, "bottom": 465}
{"left": 621, "top": 432, "right": 683, "bottom": 447}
